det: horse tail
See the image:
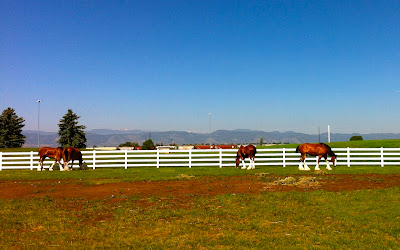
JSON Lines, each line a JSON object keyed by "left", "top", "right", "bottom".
{"left": 63, "top": 147, "right": 70, "bottom": 161}
{"left": 296, "top": 145, "right": 300, "bottom": 153}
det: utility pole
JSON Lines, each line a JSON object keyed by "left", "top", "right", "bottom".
{"left": 208, "top": 113, "right": 212, "bottom": 146}
{"left": 318, "top": 127, "right": 320, "bottom": 143}
{"left": 37, "top": 100, "right": 41, "bottom": 148}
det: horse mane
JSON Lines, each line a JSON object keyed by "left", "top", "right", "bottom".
{"left": 321, "top": 143, "right": 335, "bottom": 156}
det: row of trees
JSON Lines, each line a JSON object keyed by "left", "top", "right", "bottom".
{"left": 0, "top": 108, "right": 87, "bottom": 148}
{"left": 119, "top": 139, "right": 155, "bottom": 150}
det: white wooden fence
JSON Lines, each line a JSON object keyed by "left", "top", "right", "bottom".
{"left": 1, "top": 148, "right": 400, "bottom": 170}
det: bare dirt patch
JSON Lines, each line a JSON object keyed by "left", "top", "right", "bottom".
{"left": 1, "top": 174, "right": 400, "bottom": 203}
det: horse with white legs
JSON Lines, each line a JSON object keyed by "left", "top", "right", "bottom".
{"left": 38, "top": 147, "right": 69, "bottom": 171}
{"left": 63, "top": 147, "right": 84, "bottom": 170}
{"left": 296, "top": 143, "right": 337, "bottom": 171}
{"left": 235, "top": 145, "right": 257, "bottom": 170}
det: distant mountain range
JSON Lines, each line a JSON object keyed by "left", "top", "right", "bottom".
{"left": 22, "top": 129, "right": 400, "bottom": 147}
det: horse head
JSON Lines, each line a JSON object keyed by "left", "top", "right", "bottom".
{"left": 235, "top": 153, "right": 240, "bottom": 168}
{"left": 330, "top": 154, "right": 337, "bottom": 167}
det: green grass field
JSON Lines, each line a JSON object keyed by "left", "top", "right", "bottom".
{"left": 0, "top": 166, "right": 400, "bottom": 248}
{"left": 1, "top": 186, "right": 399, "bottom": 248}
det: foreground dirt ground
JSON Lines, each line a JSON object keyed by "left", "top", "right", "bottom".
{"left": 1, "top": 174, "right": 400, "bottom": 203}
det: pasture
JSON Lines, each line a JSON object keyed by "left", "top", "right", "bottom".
{"left": 1, "top": 166, "right": 400, "bottom": 248}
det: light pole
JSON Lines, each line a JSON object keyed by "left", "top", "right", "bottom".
{"left": 208, "top": 113, "right": 212, "bottom": 147}
{"left": 37, "top": 100, "right": 41, "bottom": 148}
{"left": 318, "top": 127, "right": 320, "bottom": 143}
{"left": 328, "top": 125, "right": 331, "bottom": 143}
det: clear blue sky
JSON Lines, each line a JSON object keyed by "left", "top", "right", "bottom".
{"left": 1, "top": 1, "right": 399, "bottom": 134}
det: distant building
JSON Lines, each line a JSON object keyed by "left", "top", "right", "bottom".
{"left": 215, "top": 145, "right": 237, "bottom": 149}
{"left": 178, "top": 145, "right": 195, "bottom": 150}
{"left": 194, "top": 145, "right": 216, "bottom": 149}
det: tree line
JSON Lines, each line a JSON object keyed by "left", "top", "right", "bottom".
{"left": 118, "top": 139, "right": 155, "bottom": 150}
{"left": 0, "top": 108, "right": 87, "bottom": 148}
{"left": 1, "top": 107, "right": 366, "bottom": 149}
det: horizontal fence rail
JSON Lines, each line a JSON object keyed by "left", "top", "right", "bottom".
{"left": 1, "top": 148, "right": 400, "bottom": 170}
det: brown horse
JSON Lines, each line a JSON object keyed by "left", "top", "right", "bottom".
{"left": 38, "top": 147, "right": 68, "bottom": 171}
{"left": 236, "top": 145, "right": 257, "bottom": 170}
{"left": 63, "top": 147, "right": 84, "bottom": 170}
{"left": 296, "top": 143, "right": 337, "bottom": 171}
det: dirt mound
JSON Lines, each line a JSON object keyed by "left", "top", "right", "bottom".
{"left": 272, "top": 176, "right": 320, "bottom": 187}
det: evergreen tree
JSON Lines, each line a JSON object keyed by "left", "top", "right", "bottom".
{"left": 142, "top": 139, "right": 155, "bottom": 150}
{"left": 57, "top": 109, "right": 87, "bottom": 148}
{"left": 0, "top": 107, "right": 26, "bottom": 148}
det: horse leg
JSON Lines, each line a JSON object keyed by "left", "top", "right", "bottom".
{"left": 61, "top": 159, "right": 70, "bottom": 171}
{"left": 241, "top": 159, "right": 247, "bottom": 169}
{"left": 37, "top": 157, "right": 44, "bottom": 171}
{"left": 57, "top": 159, "right": 65, "bottom": 171}
{"left": 247, "top": 157, "right": 253, "bottom": 170}
{"left": 325, "top": 157, "right": 332, "bottom": 170}
{"left": 63, "top": 158, "right": 70, "bottom": 171}
{"left": 251, "top": 157, "right": 255, "bottom": 169}
{"left": 315, "top": 156, "right": 322, "bottom": 171}
{"left": 63, "top": 161, "right": 70, "bottom": 171}
{"left": 49, "top": 160, "right": 56, "bottom": 171}
{"left": 299, "top": 155, "right": 310, "bottom": 170}
{"left": 299, "top": 155, "right": 305, "bottom": 170}
{"left": 303, "top": 158, "right": 310, "bottom": 171}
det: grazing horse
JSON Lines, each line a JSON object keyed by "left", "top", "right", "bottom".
{"left": 38, "top": 147, "right": 68, "bottom": 171}
{"left": 296, "top": 143, "right": 337, "bottom": 171}
{"left": 236, "top": 145, "right": 257, "bottom": 170}
{"left": 63, "top": 147, "right": 84, "bottom": 170}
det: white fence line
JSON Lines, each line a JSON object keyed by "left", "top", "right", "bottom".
{"left": 1, "top": 148, "right": 400, "bottom": 170}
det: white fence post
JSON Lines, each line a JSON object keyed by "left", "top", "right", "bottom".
{"left": 92, "top": 150, "right": 96, "bottom": 170}
{"left": 219, "top": 148, "right": 223, "bottom": 168}
{"left": 30, "top": 151, "right": 34, "bottom": 170}
{"left": 282, "top": 148, "right": 286, "bottom": 167}
{"left": 347, "top": 147, "right": 350, "bottom": 167}
{"left": 0, "top": 152, "right": 2, "bottom": 171}
{"left": 189, "top": 149, "right": 192, "bottom": 168}
{"left": 381, "top": 147, "right": 384, "bottom": 167}
{"left": 156, "top": 149, "right": 160, "bottom": 168}
{"left": 125, "top": 150, "right": 128, "bottom": 169}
